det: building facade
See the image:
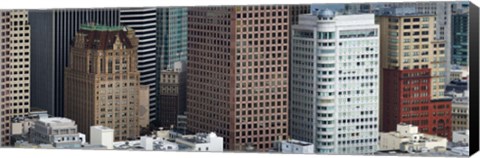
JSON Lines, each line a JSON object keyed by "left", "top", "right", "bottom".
{"left": 175, "top": 132, "right": 224, "bottom": 152}
{"left": 377, "top": 9, "right": 452, "bottom": 139}
{"left": 156, "top": 7, "right": 188, "bottom": 70}
{"left": 291, "top": 10, "right": 380, "bottom": 154}
{"left": 187, "top": 5, "right": 309, "bottom": 151}
{"left": 451, "top": 11, "right": 469, "bottom": 67}
{"left": 90, "top": 126, "right": 114, "bottom": 150}
{"left": 120, "top": 8, "right": 158, "bottom": 122}
{"left": 277, "top": 140, "right": 314, "bottom": 154}
{"left": 29, "top": 9, "right": 120, "bottom": 117}
{"left": 379, "top": 124, "right": 448, "bottom": 152}
{"left": 451, "top": 97, "right": 468, "bottom": 131}
{"left": 29, "top": 117, "right": 83, "bottom": 148}
{"left": 138, "top": 85, "right": 150, "bottom": 129}
{"left": 158, "top": 62, "right": 187, "bottom": 129}
{"left": 64, "top": 24, "right": 140, "bottom": 141}
{"left": 0, "top": 10, "right": 31, "bottom": 146}
{"left": 155, "top": 7, "right": 188, "bottom": 129}
{"left": 344, "top": 3, "right": 374, "bottom": 14}
{"left": 383, "top": 2, "right": 465, "bottom": 83}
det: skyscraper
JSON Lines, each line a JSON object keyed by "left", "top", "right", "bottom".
{"left": 29, "top": 9, "right": 120, "bottom": 117}
{"left": 120, "top": 8, "right": 158, "bottom": 122}
{"left": 377, "top": 8, "right": 452, "bottom": 139}
{"left": 291, "top": 10, "right": 380, "bottom": 154}
{"left": 64, "top": 24, "right": 140, "bottom": 141}
{"left": 155, "top": 7, "right": 188, "bottom": 128}
{"left": 344, "top": 3, "right": 374, "bottom": 14}
{"left": 451, "top": 11, "right": 469, "bottom": 67}
{"left": 157, "top": 7, "right": 188, "bottom": 70}
{"left": 383, "top": 2, "right": 459, "bottom": 83}
{"left": 187, "top": 5, "right": 308, "bottom": 151}
{"left": 0, "top": 10, "right": 31, "bottom": 146}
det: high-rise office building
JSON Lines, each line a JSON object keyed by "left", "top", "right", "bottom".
{"left": 451, "top": 11, "right": 469, "bottom": 67}
{"left": 377, "top": 8, "right": 452, "bottom": 139}
{"left": 291, "top": 10, "right": 380, "bottom": 154}
{"left": 64, "top": 24, "right": 140, "bottom": 141}
{"left": 29, "top": 9, "right": 120, "bottom": 117}
{"left": 155, "top": 7, "right": 188, "bottom": 128}
{"left": 157, "top": 7, "right": 188, "bottom": 70}
{"left": 187, "top": 5, "right": 308, "bottom": 151}
{"left": 383, "top": 2, "right": 460, "bottom": 83}
{"left": 344, "top": 3, "right": 374, "bottom": 14}
{"left": 157, "top": 62, "right": 186, "bottom": 129}
{"left": 0, "top": 10, "right": 31, "bottom": 146}
{"left": 120, "top": 8, "right": 158, "bottom": 122}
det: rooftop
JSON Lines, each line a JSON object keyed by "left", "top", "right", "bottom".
{"left": 80, "top": 24, "right": 125, "bottom": 31}
{"left": 283, "top": 140, "right": 313, "bottom": 146}
{"left": 375, "top": 150, "right": 466, "bottom": 157}
{"left": 76, "top": 23, "right": 135, "bottom": 50}
{"left": 39, "top": 117, "right": 75, "bottom": 124}
{"left": 375, "top": 7, "right": 434, "bottom": 17}
{"left": 91, "top": 126, "right": 114, "bottom": 132}
{"left": 177, "top": 132, "right": 218, "bottom": 144}
{"left": 113, "top": 137, "right": 178, "bottom": 151}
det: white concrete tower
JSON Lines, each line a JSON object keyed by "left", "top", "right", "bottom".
{"left": 291, "top": 9, "right": 380, "bottom": 154}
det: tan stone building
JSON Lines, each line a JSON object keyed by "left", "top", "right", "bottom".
{"left": 64, "top": 24, "right": 141, "bottom": 141}
{"left": 1, "top": 10, "right": 31, "bottom": 146}
{"left": 451, "top": 97, "right": 469, "bottom": 131}
{"left": 138, "top": 85, "right": 150, "bottom": 129}
{"left": 377, "top": 8, "right": 452, "bottom": 139}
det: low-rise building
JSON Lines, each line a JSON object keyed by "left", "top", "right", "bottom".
{"left": 379, "top": 124, "right": 448, "bottom": 153}
{"left": 90, "top": 126, "right": 114, "bottom": 150}
{"left": 29, "top": 117, "right": 84, "bottom": 148}
{"left": 451, "top": 97, "right": 469, "bottom": 131}
{"left": 175, "top": 132, "right": 223, "bottom": 152}
{"left": 450, "top": 146, "right": 469, "bottom": 156}
{"left": 449, "top": 65, "right": 469, "bottom": 81}
{"left": 452, "top": 130, "right": 469, "bottom": 146}
{"left": 445, "top": 79, "right": 468, "bottom": 96}
{"left": 113, "top": 136, "right": 179, "bottom": 151}
{"left": 272, "top": 139, "right": 314, "bottom": 154}
{"left": 11, "top": 110, "right": 49, "bottom": 137}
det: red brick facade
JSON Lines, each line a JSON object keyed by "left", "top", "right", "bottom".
{"left": 382, "top": 68, "right": 452, "bottom": 140}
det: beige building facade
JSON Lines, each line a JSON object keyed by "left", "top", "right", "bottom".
{"left": 138, "top": 85, "right": 150, "bottom": 128}
{"left": 451, "top": 97, "right": 469, "bottom": 131}
{"left": 64, "top": 24, "right": 141, "bottom": 141}
{"left": 0, "top": 10, "right": 31, "bottom": 146}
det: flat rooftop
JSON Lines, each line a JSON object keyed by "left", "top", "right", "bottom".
{"left": 91, "top": 126, "right": 114, "bottom": 131}
{"left": 39, "top": 117, "right": 74, "bottom": 124}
